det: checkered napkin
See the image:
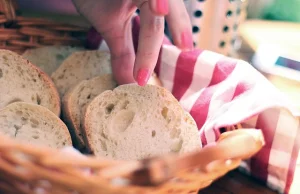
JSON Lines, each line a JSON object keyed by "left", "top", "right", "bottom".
{"left": 86, "top": 15, "right": 300, "bottom": 194}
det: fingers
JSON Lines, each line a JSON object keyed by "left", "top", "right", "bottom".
{"left": 101, "top": 20, "right": 136, "bottom": 85}
{"left": 165, "top": 0, "right": 193, "bottom": 50}
{"left": 148, "top": 0, "right": 169, "bottom": 15}
{"left": 134, "top": 3, "right": 165, "bottom": 86}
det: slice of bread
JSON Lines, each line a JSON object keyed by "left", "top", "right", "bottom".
{"left": 148, "top": 73, "right": 163, "bottom": 87}
{"left": 22, "top": 46, "right": 84, "bottom": 76}
{"left": 0, "top": 102, "right": 72, "bottom": 149}
{"left": 84, "top": 84, "right": 200, "bottom": 160}
{"left": 0, "top": 49, "right": 60, "bottom": 116}
{"left": 51, "top": 50, "right": 112, "bottom": 97}
{"left": 62, "top": 74, "right": 117, "bottom": 151}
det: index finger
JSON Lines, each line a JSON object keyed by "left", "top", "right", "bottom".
{"left": 134, "top": 3, "right": 165, "bottom": 86}
{"left": 148, "top": 0, "right": 169, "bottom": 15}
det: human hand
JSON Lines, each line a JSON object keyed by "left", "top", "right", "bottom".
{"left": 72, "top": 0, "right": 193, "bottom": 86}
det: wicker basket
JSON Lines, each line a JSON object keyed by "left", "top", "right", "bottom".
{"left": 0, "top": 127, "right": 264, "bottom": 194}
{"left": 0, "top": 0, "right": 88, "bottom": 54}
{"left": 0, "top": 0, "right": 265, "bottom": 193}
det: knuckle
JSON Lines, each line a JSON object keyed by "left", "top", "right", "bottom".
{"left": 111, "top": 51, "right": 134, "bottom": 61}
{"left": 137, "top": 50, "right": 157, "bottom": 59}
{"left": 136, "top": 0, "right": 148, "bottom": 9}
{"left": 143, "top": 17, "right": 164, "bottom": 34}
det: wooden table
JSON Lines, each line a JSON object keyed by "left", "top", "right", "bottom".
{"left": 199, "top": 170, "right": 277, "bottom": 194}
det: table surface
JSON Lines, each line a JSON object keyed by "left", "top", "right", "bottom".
{"left": 199, "top": 170, "right": 277, "bottom": 194}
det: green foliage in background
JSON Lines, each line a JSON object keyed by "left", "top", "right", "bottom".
{"left": 262, "top": 0, "right": 300, "bottom": 22}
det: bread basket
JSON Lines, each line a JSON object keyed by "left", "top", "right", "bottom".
{"left": 0, "top": 0, "right": 265, "bottom": 193}
{"left": 0, "top": 126, "right": 264, "bottom": 194}
{"left": 0, "top": 0, "right": 88, "bottom": 54}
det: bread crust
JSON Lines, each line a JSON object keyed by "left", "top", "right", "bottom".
{"left": 51, "top": 50, "right": 112, "bottom": 97}
{"left": 0, "top": 49, "right": 61, "bottom": 116}
{"left": 62, "top": 88, "right": 79, "bottom": 147}
{"left": 148, "top": 73, "right": 163, "bottom": 87}
{"left": 83, "top": 84, "right": 200, "bottom": 159}
{"left": 0, "top": 102, "right": 72, "bottom": 148}
{"left": 62, "top": 74, "right": 117, "bottom": 151}
{"left": 22, "top": 46, "right": 84, "bottom": 75}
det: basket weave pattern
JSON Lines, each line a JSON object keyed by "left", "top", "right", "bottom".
{"left": 0, "top": 126, "right": 264, "bottom": 194}
{"left": 0, "top": 0, "right": 88, "bottom": 54}
{"left": 0, "top": 0, "right": 265, "bottom": 193}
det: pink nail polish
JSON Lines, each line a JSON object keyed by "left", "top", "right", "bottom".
{"left": 156, "top": 0, "right": 169, "bottom": 15}
{"left": 136, "top": 68, "right": 151, "bottom": 86}
{"left": 181, "top": 30, "right": 194, "bottom": 50}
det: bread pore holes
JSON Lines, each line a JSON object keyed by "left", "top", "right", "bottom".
{"left": 14, "top": 125, "right": 21, "bottom": 130}
{"left": 110, "top": 110, "right": 135, "bottom": 132}
{"left": 36, "top": 94, "right": 41, "bottom": 105}
{"left": 152, "top": 130, "right": 156, "bottom": 137}
{"left": 161, "top": 107, "right": 171, "bottom": 123}
{"left": 14, "top": 124, "right": 21, "bottom": 136}
{"left": 2, "top": 55, "right": 8, "bottom": 61}
{"left": 30, "top": 118, "right": 39, "bottom": 128}
{"left": 16, "top": 111, "right": 23, "bottom": 116}
{"left": 121, "top": 100, "right": 129, "bottom": 109}
{"left": 170, "top": 128, "right": 181, "bottom": 139}
{"left": 100, "top": 140, "right": 107, "bottom": 151}
{"left": 105, "top": 104, "right": 115, "bottom": 114}
{"left": 171, "top": 138, "right": 183, "bottom": 152}
{"left": 57, "top": 74, "right": 64, "bottom": 79}
{"left": 31, "top": 124, "right": 38, "bottom": 128}
{"left": 100, "top": 132, "right": 108, "bottom": 139}
{"left": 21, "top": 117, "right": 28, "bottom": 125}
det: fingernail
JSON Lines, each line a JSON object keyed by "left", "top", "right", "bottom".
{"left": 136, "top": 68, "right": 151, "bottom": 86}
{"left": 156, "top": 0, "right": 169, "bottom": 15}
{"left": 181, "top": 30, "right": 194, "bottom": 50}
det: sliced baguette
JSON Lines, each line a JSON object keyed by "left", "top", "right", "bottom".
{"left": 0, "top": 49, "right": 60, "bottom": 116}
{"left": 84, "top": 84, "right": 200, "bottom": 160}
{"left": 0, "top": 102, "right": 72, "bottom": 148}
{"left": 148, "top": 72, "right": 163, "bottom": 87}
{"left": 51, "top": 50, "right": 112, "bottom": 97}
{"left": 62, "top": 74, "right": 117, "bottom": 151}
{"left": 22, "top": 46, "right": 84, "bottom": 75}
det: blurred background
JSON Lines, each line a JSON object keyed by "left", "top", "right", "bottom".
{"left": 16, "top": 0, "right": 300, "bottom": 110}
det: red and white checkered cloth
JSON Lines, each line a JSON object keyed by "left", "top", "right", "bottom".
{"left": 86, "top": 15, "right": 300, "bottom": 194}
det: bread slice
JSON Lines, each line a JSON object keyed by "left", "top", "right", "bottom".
{"left": 0, "top": 49, "right": 60, "bottom": 116}
{"left": 51, "top": 50, "right": 112, "bottom": 97}
{"left": 22, "top": 46, "right": 84, "bottom": 76}
{"left": 62, "top": 74, "right": 117, "bottom": 151}
{"left": 0, "top": 102, "right": 72, "bottom": 149}
{"left": 84, "top": 84, "right": 200, "bottom": 160}
{"left": 148, "top": 73, "right": 163, "bottom": 87}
